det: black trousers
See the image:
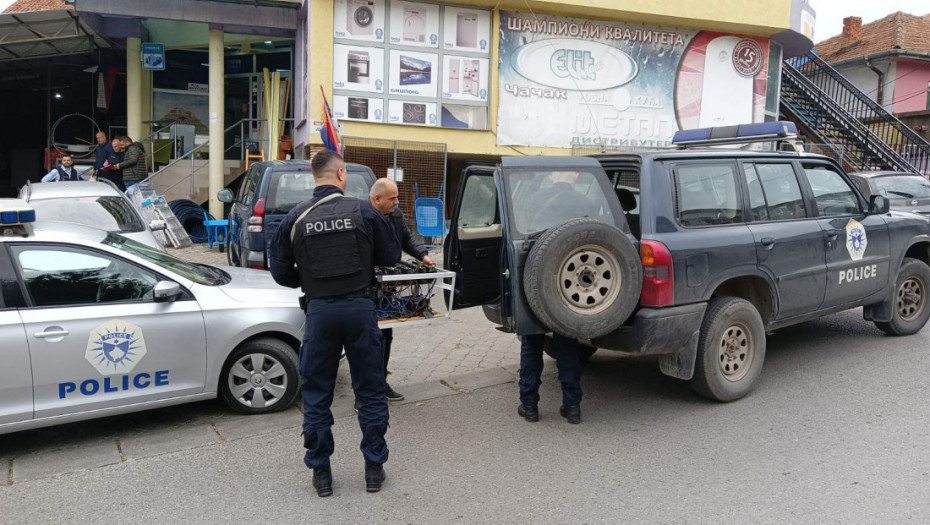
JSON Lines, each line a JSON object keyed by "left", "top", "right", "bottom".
{"left": 382, "top": 327, "right": 393, "bottom": 377}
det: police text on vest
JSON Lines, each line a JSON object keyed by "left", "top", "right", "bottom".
{"left": 839, "top": 264, "right": 878, "bottom": 284}
{"left": 306, "top": 218, "right": 354, "bottom": 234}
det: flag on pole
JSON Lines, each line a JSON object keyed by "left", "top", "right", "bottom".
{"left": 319, "top": 86, "right": 342, "bottom": 155}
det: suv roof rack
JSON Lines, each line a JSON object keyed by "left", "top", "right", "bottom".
{"left": 672, "top": 121, "right": 801, "bottom": 151}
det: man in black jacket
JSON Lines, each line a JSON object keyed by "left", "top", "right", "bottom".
{"left": 369, "top": 178, "right": 435, "bottom": 401}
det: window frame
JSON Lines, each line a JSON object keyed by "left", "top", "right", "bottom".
{"left": 798, "top": 160, "right": 865, "bottom": 218}
{"left": 738, "top": 160, "right": 812, "bottom": 224}
{"left": 6, "top": 242, "right": 191, "bottom": 310}
{"left": 671, "top": 160, "right": 746, "bottom": 229}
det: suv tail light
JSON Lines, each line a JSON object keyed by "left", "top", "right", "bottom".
{"left": 248, "top": 198, "right": 265, "bottom": 233}
{"left": 640, "top": 240, "right": 673, "bottom": 307}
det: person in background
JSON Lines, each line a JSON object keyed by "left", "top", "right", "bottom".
{"left": 92, "top": 131, "right": 114, "bottom": 180}
{"left": 99, "top": 138, "right": 125, "bottom": 190}
{"left": 368, "top": 178, "right": 435, "bottom": 402}
{"left": 116, "top": 136, "right": 148, "bottom": 189}
{"left": 41, "top": 154, "right": 81, "bottom": 182}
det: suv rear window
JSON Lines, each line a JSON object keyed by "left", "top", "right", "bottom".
{"left": 508, "top": 170, "right": 615, "bottom": 234}
{"left": 30, "top": 196, "right": 144, "bottom": 233}
{"left": 675, "top": 163, "right": 743, "bottom": 226}
{"left": 265, "top": 171, "right": 371, "bottom": 214}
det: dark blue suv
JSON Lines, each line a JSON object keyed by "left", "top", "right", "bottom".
{"left": 218, "top": 160, "right": 377, "bottom": 269}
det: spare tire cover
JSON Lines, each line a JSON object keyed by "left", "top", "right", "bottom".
{"left": 523, "top": 218, "right": 642, "bottom": 339}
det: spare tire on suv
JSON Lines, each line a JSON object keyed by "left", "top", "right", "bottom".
{"left": 523, "top": 218, "right": 642, "bottom": 339}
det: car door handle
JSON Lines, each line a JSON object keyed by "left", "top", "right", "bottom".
{"left": 826, "top": 231, "right": 839, "bottom": 240}
{"left": 34, "top": 329, "right": 69, "bottom": 339}
{"left": 760, "top": 237, "right": 776, "bottom": 248}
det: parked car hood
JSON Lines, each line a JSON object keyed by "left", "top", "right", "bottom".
{"left": 218, "top": 266, "right": 302, "bottom": 304}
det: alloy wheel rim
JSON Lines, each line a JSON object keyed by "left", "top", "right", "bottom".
{"left": 717, "top": 322, "right": 753, "bottom": 382}
{"left": 557, "top": 245, "right": 622, "bottom": 315}
{"left": 897, "top": 277, "right": 925, "bottom": 322}
{"left": 227, "top": 353, "right": 288, "bottom": 409}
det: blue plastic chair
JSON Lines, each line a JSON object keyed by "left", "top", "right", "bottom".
{"left": 414, "top": 183, "right": 445, "bottom": 246}
{"left": 202, "top": 210, "right": 229, "bottom": 250}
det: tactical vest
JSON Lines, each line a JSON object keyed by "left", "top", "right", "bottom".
{"left": 56, "top": 165, "right": 78, "bottom": 181}
{"left": 292, "top": 196, "right": 373, "bottom": 298}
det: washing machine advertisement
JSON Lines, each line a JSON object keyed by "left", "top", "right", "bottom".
{"left": 334, "top": 0, "right": 386, "bottom": 42}
{"left": 333, "top": 44, "right": 384, "bottom": 93}
{"left": 442, "top": 6, "right": 491, "bottom": 54}
{"left": 389, "top": 1, "right": 440, "bottom": 48}
{"left": 333, "top": 95, "right": 385, "bottom": 123}
{"left": 496, "top": 11, "right": 770, "bottom": 148}
{"left": 442, "top": 55, "right": 489, "bottom": 101}
{"left": 389, "top": 50, "right": 438, "bottom": 98}
{"left": 387, "top": 100, "right": 437, "bottom": 126}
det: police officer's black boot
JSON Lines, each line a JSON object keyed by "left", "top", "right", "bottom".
{"left": 517, "top": 403, "right": 539, "bottom": 422}
{"left": 559, "top": 404, "right": 582, "bottom": 424}
{"left": 312, "top": 468, "right": 333, "bottom": 497}
{"left": 365, "top": 462, "right": 386, "bottom": 493}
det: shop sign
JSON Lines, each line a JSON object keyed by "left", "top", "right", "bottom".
{"left": 141, "top": 43, "right": 165, "bottom": 71}
{"left": 497, "top": 12, "right": 770, "bottom": 149}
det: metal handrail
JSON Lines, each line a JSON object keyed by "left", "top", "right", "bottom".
{"left": 789, "top": 52, "right": 930, "bottom": 174}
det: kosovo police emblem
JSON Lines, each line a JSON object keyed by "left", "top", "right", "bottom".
{"left": 85, "top": 320, "right": 147, "bottom": 375}
{"left": 845, "top": 219, "right": 868, "bottom": 261}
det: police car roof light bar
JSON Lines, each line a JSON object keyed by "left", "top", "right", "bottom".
{"left": 0, "top": 199, "right": 36, "bottom": 225}
{"left": 672, "top": 121, "right": 799, "bottom": 149}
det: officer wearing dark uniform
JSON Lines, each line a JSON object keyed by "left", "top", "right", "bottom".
{"left": 269, "top": 150, "right": 399, "bottom": 497}
{"left": 517, "top": 334, "right": 582, "bottom": 424}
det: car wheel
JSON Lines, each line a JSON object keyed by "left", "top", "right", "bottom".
{"left": 219, "top": 338, "right": 299, "bottom": 414}
{"left": 523, "top": 218, "right": 642, "bottom": 339}
{"left": 690, "top": 297, "right": 766, "bottom": 402}
{"left": 875, "top": 258, "right": 930, "bottom": 336}
{"left": 542, "top": 335, "right": 597, "bottom": 362}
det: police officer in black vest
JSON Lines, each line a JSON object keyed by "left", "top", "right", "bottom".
{"left": 269, "top": 150, "right": 399, "bottom": 497}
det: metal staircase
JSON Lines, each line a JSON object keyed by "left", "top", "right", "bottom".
{"left": 780, "top": 52, "right": 930, "bottom": 175}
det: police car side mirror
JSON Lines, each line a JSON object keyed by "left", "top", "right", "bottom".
{"left": 153, "top": 281, "right": 182, "bottom": 303}
{"left": 149, "top": 219, "right": 167, "bottom": 231}
{"left": 217, "top": 189, "right": 234, "bottom": 203}
{"left": 869, "top": 195, "right": 890, "bottom": 215}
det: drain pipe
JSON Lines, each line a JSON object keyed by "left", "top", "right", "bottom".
{"left": 865, "top": 59, "right": 885, "bottom": 106}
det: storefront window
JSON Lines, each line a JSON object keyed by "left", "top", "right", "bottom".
{"left": 765, "top": 42, "right": 783, "bottom": 122}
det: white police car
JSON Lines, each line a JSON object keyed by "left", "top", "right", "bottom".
{"left": 0, "top": 200, "right": 305, "bottom": 435}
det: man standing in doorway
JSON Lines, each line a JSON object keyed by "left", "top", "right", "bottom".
{"left": 369, "top": 178, "right": 435, "bottom": 402}
{"left": 269, "top": 150, "right": 399, "bottom": 497}
{"left": 41, "top": 154, "right": 81, "bottom": 182}
{"left": 92, "top": 131, "right": 114, "bottom": 180}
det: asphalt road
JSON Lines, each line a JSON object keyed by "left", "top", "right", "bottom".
{"left": 2, "top": 309, "right": 930, "bottom": 523}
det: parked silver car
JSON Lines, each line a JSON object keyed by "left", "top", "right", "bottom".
{"left": 19, "top": 180, "right": 168, "bottom": 252}
{"left": 0, "top": 200, "right": 304, "bottom": 435}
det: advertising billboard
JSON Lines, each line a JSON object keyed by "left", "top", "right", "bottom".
{"left": 497, "top": 12, "right": 770, "bottom": 149}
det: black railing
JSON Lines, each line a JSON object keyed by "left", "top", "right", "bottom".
{"left": 788, "top": 52, "right": 930, "bottom": 174}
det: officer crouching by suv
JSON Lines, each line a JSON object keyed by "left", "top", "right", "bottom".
{"left": 369, "top": 178, "right": 435, "bottom": 403}
{"left": 269, "top": 150, "right": 399, "bottom": 497}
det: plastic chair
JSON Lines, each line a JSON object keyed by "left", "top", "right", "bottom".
{"left": 202, "top": 210, "right": 229, "bottom": 250}
{"left": 414, "top": 183, "right": 445, "bottom": 247}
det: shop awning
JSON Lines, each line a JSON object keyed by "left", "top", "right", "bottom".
{"left": 0, "top": 8, "right": 108, "bottom": 62}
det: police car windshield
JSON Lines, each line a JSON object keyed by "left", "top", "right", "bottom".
{"left": 266, "top": 171, "right": 371, "bottom": 214}
{"left": 30, "top": 196, "right": 144, "bottom": 233}
{"left": 101, "top": 233, "right": 231, "bottom": 285}
{"left": 508, "top": 169, "right": 616, "bottom": 235}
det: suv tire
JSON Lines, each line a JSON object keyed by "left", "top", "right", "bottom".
{"left": 219, "top": 338, "right": 299, "bottom": 414}
{"left": 691, "top": 297, "right": 766, "bottom": 402}
{"left": 524, "top": 218, "right": 641, "bottom": 339}
{"left": 874, "top": 258, "right": 930, "bottom": 336}
{"left": 543, "top": 335, "right": 598, "bottom": 362}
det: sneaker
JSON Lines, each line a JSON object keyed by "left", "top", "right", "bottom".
{"left": 517, "top": 403, "right": 539, "bottom": 423}
{"left": 365, "top": 462, "right": 386, "bottom": 493}
{"left": 559, "top": 404, "right": 582, "bottom": 424}
{"left": 385, "top": 384, "right": 404, "bottom": 401}
{"left": 312, "top": 468, "right": 333, "bottom": 497}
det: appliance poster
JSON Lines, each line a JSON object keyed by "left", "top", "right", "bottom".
{"left": 389, "top": 1, "right": 440, "bottom": 48}
{"left": 441, "top": 104, "right": 488, "bottom": 130}
{"left": 334, "top": 0, "right": 386, "bottom": 42}
{"left": 497, "top": 11, "right": 769, "bottom": 148}
{"left": 389, "top": 50, "right": 438, "bottom": 98}
{"left": 387, "top": 99, "right": 437, "bottom": 126}
{"left": 333, "top": 44, "right": 384, "bottom": 93}
{"left": 443, "top": 7, "right": 491, "bottom": 54}
{"left": 333, "top": 95, "right": 385, "bottom": 122}
{"left": 442, "top": 55, "right": 489, "bottom": 101}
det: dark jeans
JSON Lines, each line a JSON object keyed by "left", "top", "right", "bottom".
{"left": 302, "top": 298, "right": 388, "bottom": 469}
{"left": 382, "top": 327, "right": 393, "bottom": 377}
{"left": 519, "top": 333, "right": 582, "bottom": 407}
